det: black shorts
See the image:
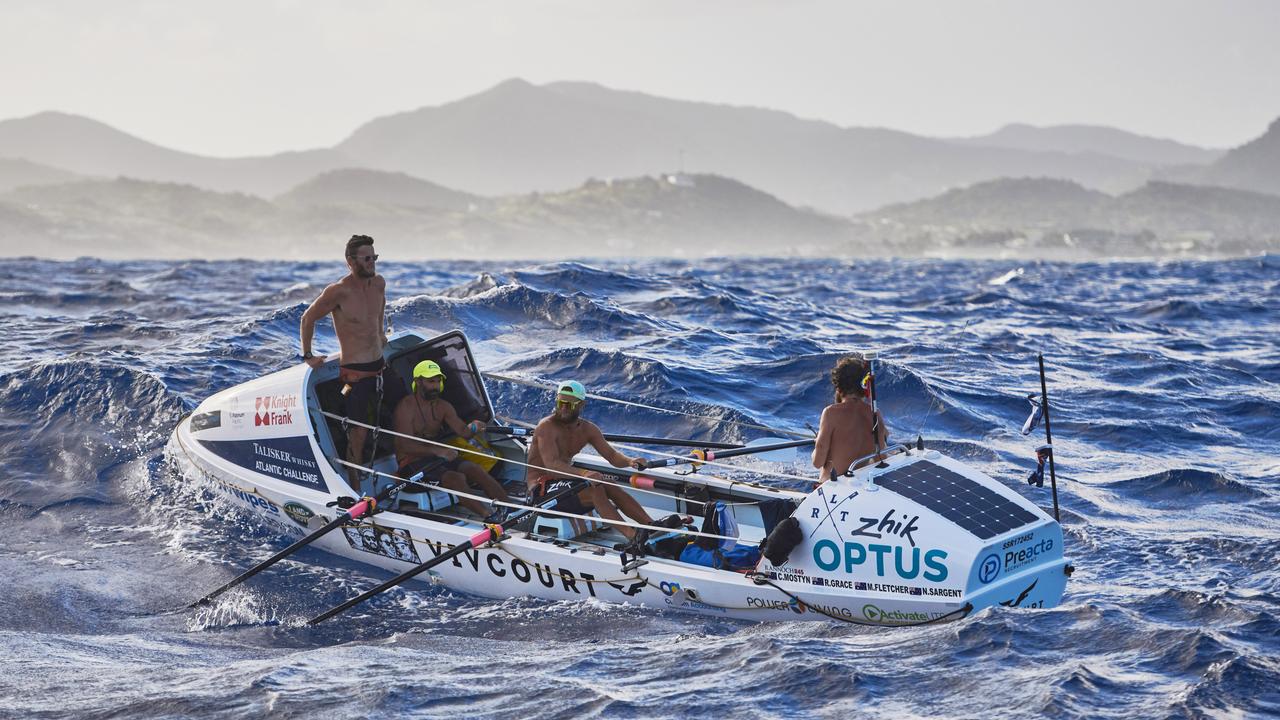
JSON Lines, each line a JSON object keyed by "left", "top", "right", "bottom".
{"left": 538, "top": 478, "right": 589, "bottom": 516}
{"left": 342, "top": 359, "right": 408, "bottom": 426}
{"left": 399, "top": 455, "right": 462, "bottom": 485}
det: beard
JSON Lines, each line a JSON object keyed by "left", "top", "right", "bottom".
{"left": 356, "top": 264, "right": 376, "bottom": 279}
{"left": 552, "top": 407, "right": 581, "bottom": 424}
{"left": 419, "top": 387, "right": 441, "bottom": 400}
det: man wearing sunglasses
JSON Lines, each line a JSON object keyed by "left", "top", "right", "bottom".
{"left": 299, "top": 234, "right": 404, "bottom": 490}
{"left": 525, "top": 380, "right": 655, "bottom": 542}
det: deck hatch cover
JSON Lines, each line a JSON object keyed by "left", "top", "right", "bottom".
{"left": 873, "top": 460, "right": 1039, "bottom": 539}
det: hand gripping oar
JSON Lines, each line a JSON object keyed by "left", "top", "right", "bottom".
{"left": 187, "top": 473, "right": 424, "bottom": 609}
{"left": 638, "top": 437, "right": 815, "bottom": 469}
{"left": 307, "top": 478, "right": 590, "bottom": 625}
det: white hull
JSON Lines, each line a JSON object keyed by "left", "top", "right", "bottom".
{"left": 166, "top": 330, "right": 1069, "bottom": 625}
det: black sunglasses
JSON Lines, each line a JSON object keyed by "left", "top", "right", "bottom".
{"left": 348, "top": 254, "right": 379, "bottom": 262}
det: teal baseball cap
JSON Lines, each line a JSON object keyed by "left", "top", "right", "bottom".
{"left": 556, "top": 380, "right": 587, "bottom": 401}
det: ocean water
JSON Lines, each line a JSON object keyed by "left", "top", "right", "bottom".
{"left": 0, "top": 256, "right": 1277, "bottom": 719}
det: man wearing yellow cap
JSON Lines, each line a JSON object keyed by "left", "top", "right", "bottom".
{"left": 526, "top": 380, "right": 655, "bottom": 541}
{"left": 392, "top": 360, "right": 510, "bottom": 519}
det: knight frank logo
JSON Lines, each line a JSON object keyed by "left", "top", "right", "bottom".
{"left": 254, "top": 394, "right": 298, "bottom": 426}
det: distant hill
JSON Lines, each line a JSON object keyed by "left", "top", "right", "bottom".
{"left": 953, "top": 123, "right": 1223, "bottom": 166}
{"left": 334, "top": 78, "right": 1159, "bottom": 215}
{"left": 0, "top": 157, "right": 81, "bottom": 193}
{"left": 6, "top": 166, "right": 1276, "bottom": 261}
{"left": 2, "top": 83, "right": 1235, "bottom": 215}
{"left": 865, "top": 177, "right": 1112, "bottom": 229}
{"left": 0, "top": 178, "right": 279, "bottom": 258}
{"left": 475, "top": 173, "right": 853, "bottom": 254}
{"left": 0, "top": 112, "right": 353, "bottom": 196}
{"left": 0, "top": 172, "right": 858, "bottom": 259}
{"left": 1187, "top": 117, "right": 1280, "bottom": 197}
{"left": 859, "top": 177, "right": 1280, "bottom": 256}
{"left": 276, "top": 168, "right": 481, "bottom": 211}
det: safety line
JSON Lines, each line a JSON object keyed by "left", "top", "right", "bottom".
{"left": 319, "top": 409, "right": 820, "bottom": 489}
{"left": 483, "top": 371, "right": 811, "bottom": 439}
{"left": 333, "top": 457, "right": 744, "bottom": 543}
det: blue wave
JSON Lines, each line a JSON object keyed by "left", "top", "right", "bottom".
{"left": 0, "top": 255, "right": 1277, "bottom": 718}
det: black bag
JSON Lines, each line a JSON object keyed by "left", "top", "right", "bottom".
{"left": 761, "top": 516, "right": 802, "bottom": 566}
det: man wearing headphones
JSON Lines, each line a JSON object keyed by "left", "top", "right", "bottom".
{"left": 393, "top": 360, "right": 510, "bottom": 520}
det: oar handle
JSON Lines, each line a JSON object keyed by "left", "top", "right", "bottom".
{"left": 488, "top": 425, "right": 778, "bottom": 451}
{"left": 485, "top": 426, "right": 531, "bottom": 437}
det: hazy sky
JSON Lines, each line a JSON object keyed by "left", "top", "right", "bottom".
{"left": 3, "top": 0, "right": 1278, "bottom": 157}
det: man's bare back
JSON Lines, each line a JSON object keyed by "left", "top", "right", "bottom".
{"left": 812, "top": 399, "right": 886, "bottom": 482}
{"left": 812, "top": 354, "right": 890, "bottom": 483}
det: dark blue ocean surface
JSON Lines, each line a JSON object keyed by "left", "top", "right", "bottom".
{"left": 1, "top": 256, "right": 1277, "bottom": 719}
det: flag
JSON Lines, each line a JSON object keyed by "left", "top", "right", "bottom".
{"left": 1021, "top": 393, "right": 1043, "bottom": 435}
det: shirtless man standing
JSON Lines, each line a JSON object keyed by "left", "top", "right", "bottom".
{"left": 300, "top": 235, "right": 406, "bottom": 491}
{"left": 392, "top": 360, "right": 509, "bottom": 520}
{"left": 525, "top": 381, "right": 654, "bottom": 541}
{"left": 811, "top": 354, "right": 889, "bottom": 484}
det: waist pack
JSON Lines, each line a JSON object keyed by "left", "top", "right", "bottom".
{"left": 683, "top": 499, "right": 759, "bottom": 569}
{"left": 679, "top": 543, "right": 762, "bottom": 571}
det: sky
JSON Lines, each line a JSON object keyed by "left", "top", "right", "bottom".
{"left": 2, "top": 0, "right": 1278, "bottom": 158}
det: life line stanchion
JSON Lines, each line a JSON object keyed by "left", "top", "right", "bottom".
{"left": 307, "top": 478, "right": 591, "bottom": 625}
{"left": 865, "top": 351, "right": 887, "bottom": 467}
{"left": 187, "top": 472, "right": 425, "bottom": 609}
{"left": 1037, "top": 353, "right": 1061, "bottom": 522}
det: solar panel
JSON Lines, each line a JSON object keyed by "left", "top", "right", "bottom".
{"left": 874, "top": 460, "right": 1040, "bottom": 539}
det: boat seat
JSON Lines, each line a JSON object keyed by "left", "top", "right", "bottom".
{"left": 397, "top": 484, "right": 458, "bottom": 512}
{"left": 533, "top": 511, "right": 601, "bottom": 539}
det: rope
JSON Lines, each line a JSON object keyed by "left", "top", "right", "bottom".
{"left": 319, "top": 410, "right": 816, "bottom": 495}
{"left": 333, "top": 457, "right": 746, "bottom": 544}
{"left": 483, "top": 371, "right": 811, "bottom": 439}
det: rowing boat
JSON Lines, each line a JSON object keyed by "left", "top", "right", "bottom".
{"left": 166, "top": 329, "right": 1070, "bottom": 624}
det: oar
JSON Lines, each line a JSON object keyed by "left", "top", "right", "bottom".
{"left": 187, "top": 472, "right": 426, "bottom": 608}
{"left": 640, "top": 437, "right": 815, "bottom": 469}
{"left": 307, "top": 478, "right": 589, "bottom": 625}
{"left": 602, "top": 433, "right": 743, "bottom": 450}
{"left": 487, "top": 425, "right": 769, "bottom": 450}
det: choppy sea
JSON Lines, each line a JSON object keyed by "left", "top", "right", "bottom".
{"left": 0, "top": 256, "right": 1277, "bottom": 719}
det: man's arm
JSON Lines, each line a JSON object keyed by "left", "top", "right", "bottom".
{"left": 300, "top": 284, "right": 342, "bottom": 368}
{"left": 391, "top": 397, "right": 416, "bottom": 461}
{"left": 532, "top": 422, "right": 592, "bottom": 479}
{"left": 586, "top": 423, "right": 645, "bottom": 469}
{"left": 811, "top": 405, "right": 834, "bottom": 473}
{"left": 440, "top": 402, "right": 483, "bottom": 440}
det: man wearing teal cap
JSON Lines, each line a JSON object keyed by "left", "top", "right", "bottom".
{"left": 525, "top": 380, "right": 654, "bottom": 541}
